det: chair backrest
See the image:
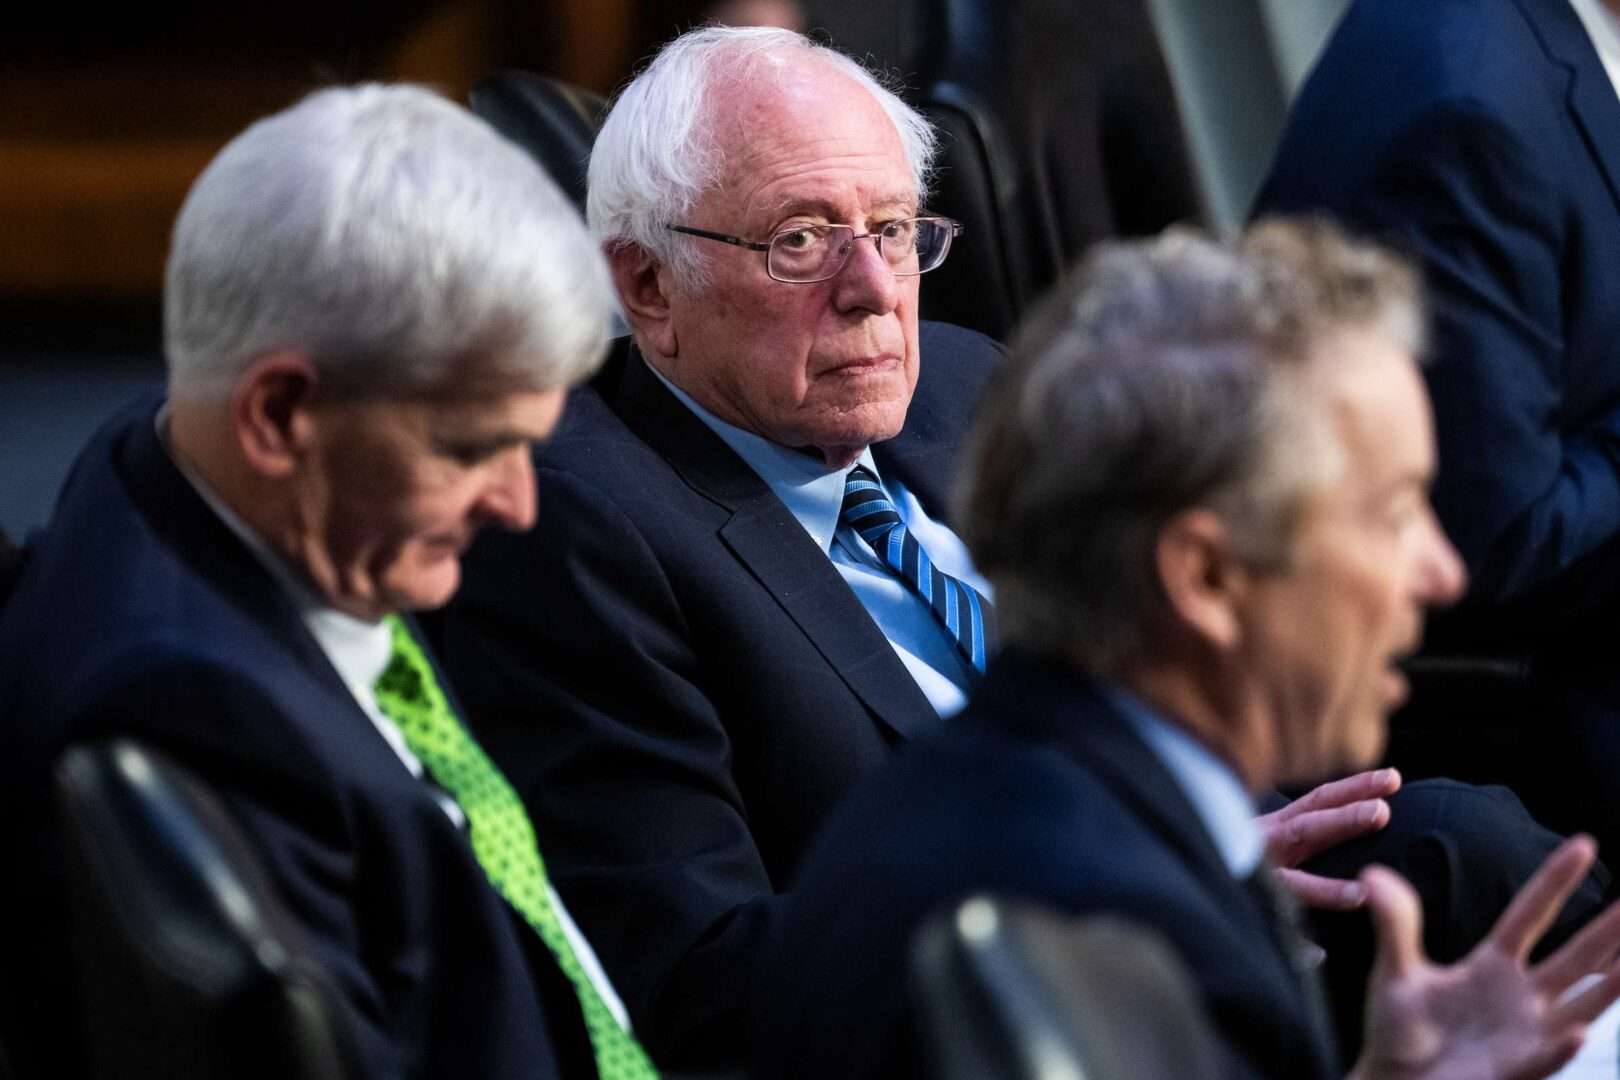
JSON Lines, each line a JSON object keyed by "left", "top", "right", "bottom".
{"left": 808, "top": 0, "right": 1205, "bottom": 340}
{"left": 910, "top": 897, "right": 1224, "bottom": 1080}
{"left": 470, "top": 70, "right": 608, "bottom": 214}
{"left": 55, "top": 739, "right": 359, "bottom": 1080}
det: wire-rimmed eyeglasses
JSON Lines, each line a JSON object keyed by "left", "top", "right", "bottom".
{"left": 665, "top": 216, "right": 962, "bottom": 284}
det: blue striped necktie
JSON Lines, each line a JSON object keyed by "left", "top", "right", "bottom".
{"left": 839, "top": 465, "right": 994, "bottom": 673}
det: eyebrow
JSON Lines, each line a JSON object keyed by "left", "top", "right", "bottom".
{"left": 759, "top": 192, "right": 919, "bottom": 223}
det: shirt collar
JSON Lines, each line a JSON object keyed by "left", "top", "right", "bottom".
{"left": 155, "top": 406, "right": 394, "bottom": 696}
{"left": 1571, "top": 0, "right": 1620, "bottom": 96}
{"left": 646, "top": 359, "right": 880, "bottom": 551}
{"left": 1102, "top": 683, "right": 1264, "bottom": 878}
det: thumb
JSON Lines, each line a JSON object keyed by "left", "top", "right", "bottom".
{"left": 1364, "top": 864, "right": 1426, "bottom": 982}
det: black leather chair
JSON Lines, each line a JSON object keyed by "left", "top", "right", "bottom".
{"left": 806, "top": 0, "right": 1205, "bottom": 340}
{"left": 910, "top": 897, "right": 1223, "bottom": 1080}
{"left": 55, "top": 740, "right": 359, "bottom": 1080}
{"left": 470, "top": 70, "right": 609, "bottom": 214}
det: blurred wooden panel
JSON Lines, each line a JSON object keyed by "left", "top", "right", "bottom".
{"left": 0, "top": 139, "right": 218, "bottom": 294}
{"left": 0, "top": 0, "right": 498, "bottom": 299}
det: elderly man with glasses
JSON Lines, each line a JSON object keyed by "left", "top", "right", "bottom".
{"left": 435, "top": 25, "right": 1602, "bottom": 1073}
{"left": 435, "top": 26, "right": 1004, "bottom": 1066}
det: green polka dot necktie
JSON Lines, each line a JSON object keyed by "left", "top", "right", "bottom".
{"left": 373, "top": 615, "right": 658, "bottom": 1080}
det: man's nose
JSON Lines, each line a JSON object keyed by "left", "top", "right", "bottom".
{"left": 831, "top": 233, "right": 901, "bottom": 316}
{"left": 1416, "top": 510, "right": 1468, "bottom": 607}
{"left": 481, "top": 447, "right": 537, "bottom": 531}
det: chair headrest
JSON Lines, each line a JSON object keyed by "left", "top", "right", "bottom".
{"left": 470, "top": 70, "right": 608, "bottom": 213}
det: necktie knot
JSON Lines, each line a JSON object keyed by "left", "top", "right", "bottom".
{"left": 375, "top": 650, "right": 425, "bottom": 702}
{"left": 839, "top": 465, "right": 994, "bottom": 673}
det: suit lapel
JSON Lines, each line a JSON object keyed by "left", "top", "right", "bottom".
{"left": 979, "top": 654, "right": 1295, "bottom": 974}
{"left": 980, "top": 652, "right": 1340, "bottom": 1071}
{"left": 1522, "top": 0, "right": 1620, "bottom": 216}
{"left": 606, "top": 346, "right": 940, "bottom": 740}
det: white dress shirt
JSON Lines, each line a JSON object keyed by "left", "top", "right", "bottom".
{"left": 1571, "top": 0, "right": 1620, "bottom": 99}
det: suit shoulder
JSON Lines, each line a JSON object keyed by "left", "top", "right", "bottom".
{"left": 1298, "top": 0, "right": 1561, "bottom": 116}
{"left": 918, "top": 320, "right": 1004, "bottom": 375}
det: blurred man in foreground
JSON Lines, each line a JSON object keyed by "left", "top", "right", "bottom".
{"left": 0, "top": 85, "right": 645, "bottom": 1078}
{"left": 754, "top": 220, "right": 1620, "bottom": 1079}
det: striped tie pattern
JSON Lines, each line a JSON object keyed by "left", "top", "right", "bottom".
{"left": 840, "top": 465, "right": 994, "bottom": 673}
{"left": 374, "top": 616, "right": 659, "bottom": 1080}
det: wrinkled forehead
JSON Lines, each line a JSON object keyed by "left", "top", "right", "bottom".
{"left": 703, "top": 53, "right": 914, "bottom": 203}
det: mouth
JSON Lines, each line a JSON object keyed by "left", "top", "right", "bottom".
{"left": 1382, "top": 664, "right": 1410, "bottom": 708}
{"left": 820, "top": 353, "right": 901, "bottom": 377}
{"left": 424, "top": 533, "right": 473, "bottom": 557}
{"left": 1385, "top": 643, "right": 1422, "bottom": 707}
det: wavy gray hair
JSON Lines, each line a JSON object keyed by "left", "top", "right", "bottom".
{"left": 165, "top": 83, "right": 615, "bottom": 402}
{"left": 586, "top": 25, "right": 938, "bottom": 290}
{"left": 956, "top": 218, "right": 1424, "bottom": 672}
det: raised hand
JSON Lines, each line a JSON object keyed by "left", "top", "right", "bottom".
{"left": 1257, "top": 768, "right": 1401, "bottom": 910}
{"left": 1353, "top": 835, "right": 1620, "bottom": 1080}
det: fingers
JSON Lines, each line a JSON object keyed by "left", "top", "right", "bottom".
{"left": 1364, "top": 864, "right": 1425, "bottom": 980}
{"left": 1277, "top": 866, "right": 1367, "bottom": 910}
{"left": 1489, "top": 835, "right": 1599, "bottom": 963}
{"left": 1551, "top": 968, "right": 1620, "bottom": 1030}
{"left": 1261, "top": 798, "right": 1392, "bottom": 867}
{"left": 1534, "top": 893, "right": 1620, "bottom": 996}
{"left": 1271, "top": 768, "right": 1402, "bottom": 820}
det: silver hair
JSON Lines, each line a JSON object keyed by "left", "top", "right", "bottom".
{"left": 165, "top": 83, "right": 615, "bottom": 402}
{"left": 586, "top": 25, "right": 939, "bottom": 290}
{"left": 956, "top": 218, "right": 1425, "bottom": 671}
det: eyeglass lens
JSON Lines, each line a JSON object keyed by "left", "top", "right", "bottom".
{"left": 767, "top": 218, "right": 951, "bottom": 282}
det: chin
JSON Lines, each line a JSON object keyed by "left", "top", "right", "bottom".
{"left": 824, "top": 400, "right": 910, "bottom": 452}
{"left": 1327, "top": 726, "right": 1390, "bottom": 778}
{"left": 383, "top": 564, "right": 462, "bottom": 614}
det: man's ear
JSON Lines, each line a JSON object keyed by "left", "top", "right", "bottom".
{"left": 231, "top": 351, "right": 320, "bottom": 478}
{"left": 609, "top": 242, "right": 679, "bottom": 359}
{"left": 1155, "top": 508, "right": 1248, "bottom": 653}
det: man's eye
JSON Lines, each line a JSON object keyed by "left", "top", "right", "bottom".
{"left": 777, "top": 228, "right": 819, "bottom": 250}
{"left": 879, "top": 220, "right": 910, "bottom": 239}
{"left": 442, "top": 443, "right": 499, "bottom": 465}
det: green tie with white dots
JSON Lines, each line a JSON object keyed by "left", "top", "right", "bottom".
{"left": 373, "top": 615, "right": 659, "bottom": 1080}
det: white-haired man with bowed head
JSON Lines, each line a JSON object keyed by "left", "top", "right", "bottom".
{"left": 0, "top": 85, "right": 653, "bottom": 1080}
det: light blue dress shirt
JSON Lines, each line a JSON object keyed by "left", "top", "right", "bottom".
{"left": 649, "top": 364, "right": 990, "bottom": 717}
{"left": 1102, "top": 684, "right": 1264, "bottom": 878}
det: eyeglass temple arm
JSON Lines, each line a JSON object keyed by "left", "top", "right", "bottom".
{"left": 665, "top": 225, "right": 772, "bottom": 252}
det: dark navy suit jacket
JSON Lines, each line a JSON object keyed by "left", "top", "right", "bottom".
{"left": 435, "top": 321, "right": 1004, "bottom": 1065}
{"left": 1258, "top": 0, "right": 1620, "bottom": 639}
{"left": 0, "top": 398, "right": 590, "bottom": 1079}
{"left": 1256, "top": 0, "right": 1620, "bottom": 848}
{"left": 750, "top": 649, "right": 1339, "bottom": 1080}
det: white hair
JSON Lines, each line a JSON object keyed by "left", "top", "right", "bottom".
{"left": 586, "top": 25, "right": 939, "bottom": 289}
{"left": 165, "top": 83, "right": 615, "bottom": 401}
